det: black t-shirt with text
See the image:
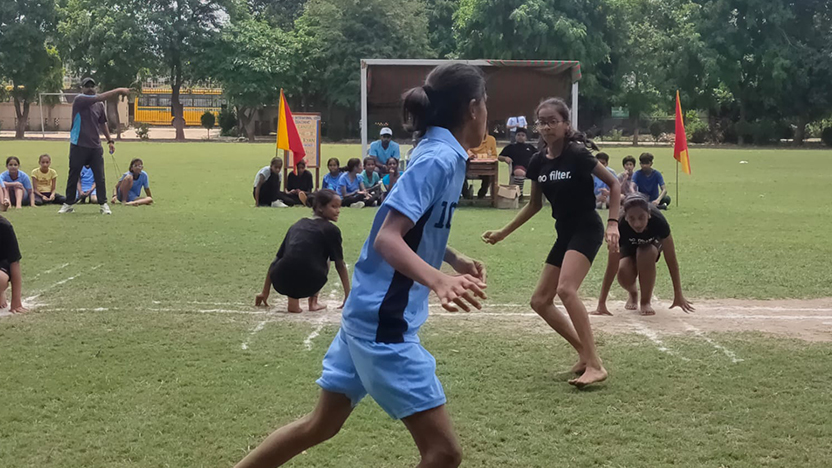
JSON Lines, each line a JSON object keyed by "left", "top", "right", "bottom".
{"left": 276, "top": 217, "right": 343, "bottom": 270}
{"left": 525, "top": 142, "right": 599, "bottom": 220}
{"left": 287, "top": 170, "right": 314, "bottom": 192}
{"left": 499, "top": 142, "right": 537, "bottom": 169}
{"left": 618, "top": 205, "right": 671, "bottom": 251}
{"left": 0, "top": 216, "right": 22, "bottom": 264}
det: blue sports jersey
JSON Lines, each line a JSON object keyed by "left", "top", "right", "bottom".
{"left": 593, "top": 166, "right": 618, "bottom": 194}
{"left": 0, "top": 171, "right": 32, "bottom": 190}
{"left": 322, "top": 172, "right": 341, "bottom": 191}
{"left": 337, "top": 172, "right": 362, "bottom": 195}
{"left": 80, "top": 166, "right": 96, "bottom": 194}
{"left": 341, "top": 127, "right": 468, "bottom": 344}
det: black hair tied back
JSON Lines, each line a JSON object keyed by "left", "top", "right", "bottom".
{"left": 401, "top": 63, "right": 486, "bottom": 138}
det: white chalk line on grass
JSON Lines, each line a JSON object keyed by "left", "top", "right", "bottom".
{"left": 681, "top": 321, "right": 743, "bottom": 363}
{"left": 631, "top": 322, "right": 690, "bottom": 361}
{"left": 241, "top": 320, "right": 268, "bottom": 350}
{"left": 24, "top": 264, "right": 103, "bottom": 303}
{"left": 31, "top": 262, "right": 70, "bottom": 280}
{"left": 303, "top": 319, "right": 326, "bottom": 351}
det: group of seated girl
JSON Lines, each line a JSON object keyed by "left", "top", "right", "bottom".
{"left": 253, "top": 157, "right": 315, "bottom": 208}
{"left": 319, "top": 156, "right": 402, "bottom": 209}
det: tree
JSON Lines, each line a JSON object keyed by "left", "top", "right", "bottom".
{"left": 454, "top": 0, "right": 616, "bottom": 98}
{"left": 58, "top": 0, "right": 153, "bottom": 139}
{"left": 200, "top": 110, "right": 215, "bottom": 139}
{"left": 145, "top": 0, "right": 229, "bottom": 141}
{"left": 0, "top": 0, "right": 63, "bottom": 139}
{"left": 293, "top": 0, "right": 432, "bottom": 138}
{"left": 199, "top": 18, "right": 295, "bottom": 141}
{"left": 426, "top": 0, "right": 458, "bottom": 58}
{"left": 246, "top": 0, "right": 309, "bottom": 30}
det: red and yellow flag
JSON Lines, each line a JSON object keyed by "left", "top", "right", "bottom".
{"left": 674, "top": 90, "right": 691, "bottom": 175}
{"left": 277, "top": 89, "right": 305, "bottom": 166}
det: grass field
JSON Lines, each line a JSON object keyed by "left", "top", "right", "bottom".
{"left": 1, "top": 140, "right": 831, "bottom": 467}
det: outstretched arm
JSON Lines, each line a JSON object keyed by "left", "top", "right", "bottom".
{"left": 482, "top": 181, "right": 543, "bottom": 244}
{"left": 375, "top": 209, "right": 486, "bottom": 312}
{"left": 663, "top": 235, "right": 694, "bottom": 312}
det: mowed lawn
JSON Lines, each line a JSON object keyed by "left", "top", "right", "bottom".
{"left": 1, "top": 140, "right": 831, "bottom": 467}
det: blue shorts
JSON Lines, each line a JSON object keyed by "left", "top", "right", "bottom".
{"left": 316, "top": 328, "right": 446, "bottom": 420}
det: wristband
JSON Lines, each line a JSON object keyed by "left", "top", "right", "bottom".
{"left": 608, "top": 218, "right": 619, "bottom": 224}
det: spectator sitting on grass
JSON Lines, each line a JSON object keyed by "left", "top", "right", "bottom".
{"left": 1, "top": 157, "right": 34, "bottom": 209}
{"left": 321, "top": 157, "right": 343, "bottom": 192}
{"left": 337, "top": 158, "right": 374, "bottom": 208}
{"left": 31, "top": 154, "right": 67, "bottom": 206}
{"left": 593, "top": 152, "right": 618, "bottom": 209}
{"left": 112, "top": 158, "right": 153, "bottom": 207}
{"left": 286, "top": 159, "right": 314, "bottom": 206}
{"left": 381, "top": 157, "right": 402, "bottom": 200}
{"left": 360, "top": 157, "right": 382, "bottom": 200}
{"left": 632, "top": 152, "right": 670, "bottom": 209}
{"left": 77, "top": 164, "right": 98, "bottom": 204}
{"left": 618, "top": 155, "right": 637, "bottom": 200}
{"left": 253, "top": 157, "right": 286, "bottom": 207}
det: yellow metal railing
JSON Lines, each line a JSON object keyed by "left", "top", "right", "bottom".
{"left": 134, "top": 104, "right": 221, "bottom": 126}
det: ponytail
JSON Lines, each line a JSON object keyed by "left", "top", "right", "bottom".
{"left": 402, "top": 63, "right": 486, "bottom": 138}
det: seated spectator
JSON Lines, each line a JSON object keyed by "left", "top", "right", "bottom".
{"left": 321, "top": 157, "right": 343, "bottom": 192}
{"left": 618, "top": 155, "right": 637, "bottom": 201}
{"left": 506, "top": 115, "right": 528, "bottom": 143}
{"left": 31, "top": 154, "right": 66, "bottom": 206}
{"left": 633, "top": 152, "right": 670, "bottom": 209}
{"left": 286, "top": 159, "right": 314, "bottom": 206}
{"left": 1, "top": 157, "right": 34, "bottom": 209}
{"left": 253, "top": 157, "right": 286, "bottom": 207}
{"left": 593, "top": 152, "right": 618, "bottom": 209}
{"left": 112, "top": 158, "right": 153, "bottom": 206}
{"left": 337, "top": 158, "right": 375, "bottom": 208}
{"left": 498, "top": 127, "right": 536, "bottom": 200}
{"left": 465, "top": 133, "right": 498, "bottom": 199}
{"left": 368, "top": 127, "right": 400, "bottom": 173}
{"left": 360, "top": 157, "right": 382, "bottom": 200}
{"left": 77, "top": 164, "right": 98, "bottom": 204}
{"left": 381, "top": 157, "right": 402, "bottom": 199}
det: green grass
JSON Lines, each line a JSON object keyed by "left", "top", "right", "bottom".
{"left": 1, "top": 141, "right": 831, "bottom": 467}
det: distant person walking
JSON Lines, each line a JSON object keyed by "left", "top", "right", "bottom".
{"left": 58, "top": 77, "right": 130, "bottom": 215}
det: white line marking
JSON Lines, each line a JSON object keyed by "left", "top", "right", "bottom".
{"left": 631, "top": 322, "right": 690, "bottom": 361}
{"left": 241, "top": 320, "right": 268, "bottom": 350}
{"left": 682, "top": 321, "right": 743, "bottom": 363}
{"left": 303, "top": 319, "right": 326, "bottom": 351}
{"left": 32, "top": 262, "right": 70, "bottom": 280}
{"left": 24, "top": 264, "right": 103, "bottom": 302}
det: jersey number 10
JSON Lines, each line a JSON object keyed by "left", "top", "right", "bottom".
{"left": 434, "top": 201, "right": 458, "bottom": 229}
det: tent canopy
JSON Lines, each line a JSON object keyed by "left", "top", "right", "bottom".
{"left": 360, "top": 59, "right": 581, "bottom": 152}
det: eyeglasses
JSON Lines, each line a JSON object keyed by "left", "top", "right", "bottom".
{"left": 535, "top": 119, "right": 564, "bottom": 129}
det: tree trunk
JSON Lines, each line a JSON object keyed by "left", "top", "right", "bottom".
{"left": 13, "top": 97, "right": 29, "bottom": 139}
{"left": 107, "top": 96, "right": 122, "bottom": 140}
{"left": 171, "top": 81, "right": 186, "bottom": 141}
{"left": 631, "top": 115, "right": 640, "bottom": 146}
{"left": 737, "top": 105, "right": 746, "bottom": 146}
{"left": 239, "top": 108, "right": 257, "bottom": 142}
{"left": 794, "top": 117, "right": 807, "bottom": 146}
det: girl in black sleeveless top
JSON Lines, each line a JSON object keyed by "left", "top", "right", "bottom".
{"left": 483, "top": 98, "right": 620, "bottom": 387}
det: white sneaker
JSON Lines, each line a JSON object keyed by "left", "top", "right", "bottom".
{"left": 271, "top": 200, "right": 289, "bottom": 208}
{"left": 58, "top": 203, "right": 75, "bottom": 214}
{"left": 100, "top": 203, "right": 112, "bottom": 215}
{"left": 350, "top": 201, "right": 365, "bottom": 209}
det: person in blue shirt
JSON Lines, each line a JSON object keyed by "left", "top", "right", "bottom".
{"left": 381, "top": 157, "right": 403, "bottom": 201}
{"left": 360, "top": 157, "right": 382, "bottom": 204}
{"left": 632, "top": 152, "right": 670, "bottom": 209}
{"left": 76, "top": 164, "right": 98, "bottom": 204}
{"left": 336, "top": 158, "right": 374, "bottom": 208}
{"left": 368, "top": 127, "right": 400, "bottom": 174}
{"left": 321, "top": 157, "right": 343, "bottom": 192}
{"left": 1, "top": 157, "right": 34, "bottom": 209}
{"left": 235, "top": 63, "right": 488, "bottom": 468}
{"left": 112, "top": 158, "right": 153, "bottom": 206}
{"left": 592, "top": 152, "right": 618, "bottom": 209}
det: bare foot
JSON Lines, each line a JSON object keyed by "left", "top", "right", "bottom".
{"left": 625, "top": 292, "right": 638, "bottom": 310}
{"left": 590, "top": 303, "right": 613, "bottom": 316}
{"left": 569, "top": 366, "right": 608, "bottom": 387}
{"left": 571, "top": 360, "right": 587, "bottom": 375}
{"left": 10, "top": 305, "right": 28, "bottom": 314}
{"left": 639, "top": 302, "right": 655, "bottom": 316}
{"left": 287, "top": 298, "right": 302, "bottom": 313}
{"left": 308, "top": 303, "right": 328, "bottom": 312}
{"left": 0, "top": 292, "right": 7, "bottom": 309}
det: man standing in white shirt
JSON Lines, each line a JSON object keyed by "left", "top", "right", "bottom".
{"left": 506, "top": 115, "right": 528, "bottom": 143}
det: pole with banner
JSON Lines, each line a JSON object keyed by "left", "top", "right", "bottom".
{"left": 276, "top": 89, "right": 307, "bottom": 184}
{"left": 673, "top": 90, "right": 692, "bottom": 207}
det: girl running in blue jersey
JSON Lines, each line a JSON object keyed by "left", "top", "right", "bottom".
{"left": 235, "top": 63, "right": 488, "bottom": 468}
{"left": 483, "top": 98, "right": 621, "bottom": 388}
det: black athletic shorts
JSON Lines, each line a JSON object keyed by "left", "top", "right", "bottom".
{"left": 269, "top": 257, "right": 328, "bottom": 299}
{"left": 0, "top": 260, "right": 10, "bottom": 277}
{"left": 620, "top": 240, "right": 663, "bottom": 262}
{"left": 546, "top": 211, "right": 604, "bottom": 267}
